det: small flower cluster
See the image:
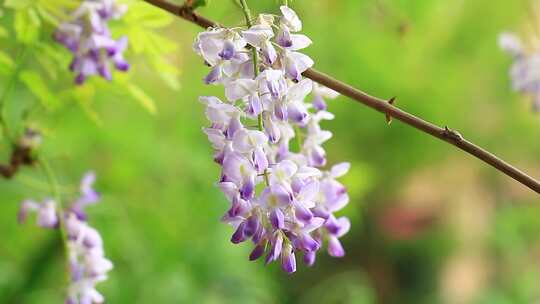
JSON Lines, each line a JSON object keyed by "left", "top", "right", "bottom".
{"left": 194, "top": 6, "right": 350, "bottom": 273}
{"left": 54, "top": 0, "right": 129, "bottom": 85}
{"left": 19, "top": 172, "right": 113, "bottom": 304}
{"left": 499, "top": 32, "right": 540, "bottom": 111}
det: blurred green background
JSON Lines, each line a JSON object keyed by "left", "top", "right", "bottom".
{"left": 2, "top": 0, "right": 540, "bottom": 303}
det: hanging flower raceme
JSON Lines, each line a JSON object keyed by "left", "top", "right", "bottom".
{"left": 54, "top": 0, "right": 129, "bottom": 85}
{"left": 499, "top": 32, "right": 540, "bottom": 111}
{"left": 194, "top": 5, "right": 350, "bottom": 273}
{"left": 19, "top": 172, "right": 113, "bottom": 304}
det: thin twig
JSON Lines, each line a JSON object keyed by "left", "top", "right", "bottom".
{"left": 141, "top": 0, "right": 540, "bottom": 194}
{"left": 0, "top": 145, "right": 35, "bottom": 178}
{"left": 39, "top": 158, "right": 71, "bottom": 286}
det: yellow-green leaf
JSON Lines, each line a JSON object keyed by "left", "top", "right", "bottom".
{"left": 19, "top": 70, "right": 61, "bottom": 110}
{"left": 122, "top": 2, "right": 173, "bottom": 28}
{"left": 0, "top": 51, "right": 14, "bottom": 75}
{"left": 14, "top": 9, "right": 40, "bottom": 43}
{"left": 0, "top": 25, "right": 8, "bottom": 38}
{"left": 126, "top": 84, "right": 157, "bottom": 114}
{"left": 4, "top": 0, "right": 33, "bottom": 9}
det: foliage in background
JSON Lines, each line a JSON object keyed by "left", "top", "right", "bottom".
{"left": 0, "top": 0, "right": 180, "bottom": 129}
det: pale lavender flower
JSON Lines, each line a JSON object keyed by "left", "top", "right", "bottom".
{"left": 18, "top": 172, "right": 112, "bottom": 303}
{"left": 499, "top": 32, "right": 540, "bottom": 111}
{"left": 195, "top": 5, "right": 351, "bottom": 272}
{"left": 55, "top": 0, "right": 129, "bottom": 84}
{"left": 65, "top": 213, "right": 113, "bottom": 304}
{"left": 312, "top": 83, "right": 339, "bottom": 111}
{"left": 18, "top": 199, "right": 59, "bottom": 228}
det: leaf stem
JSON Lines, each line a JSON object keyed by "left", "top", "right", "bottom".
{"left": 239, "top": 0, "right": 270, "bottom": 186}
{"left": 39, "top": 158, "right": 71, "bottom": 284}
{"left": 294, "top": 125, "right": 303, "bottom": 152}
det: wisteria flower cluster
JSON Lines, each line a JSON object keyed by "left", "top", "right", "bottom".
{"left": 19, "top": 172, "right": 113, "bottom": 304}
{"left": 499, "top": 32, "right": 540, "bottom": 111}
{"left": 54, "top": 0, "right": 129, "bottom": 85}
{"left": 194, "top": 6, "right": 350, "bottom": 273}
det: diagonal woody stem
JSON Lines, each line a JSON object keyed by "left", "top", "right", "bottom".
{"left": 141, "top": 0, "right": 540, "bottom": 195}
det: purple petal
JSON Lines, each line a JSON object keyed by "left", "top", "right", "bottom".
{"left": 312, "top": 207, "right": 330, "bottom": 220}
{"left": 253, "top": 147, "right": 269, "bottom": 174}
{"left": 265, "top": 233, "right": 283, "bottom": 265}
{"left": 294, "top": 202, "right": 313, "bottom": 222}
{"left": 244, "top": 215, "right": 260, "bottom": 238}
{"left": 231, "top": 222, "right": 248, "bottom": 244}
{"left": 249, "top": 243, "right": 266, "bottom": 261}
{"left": 204, "top": 65, "right": 222, "bottom": 84}
{"left": 227, "top": 197, "right": 249, "bottom": 218}
{"left": 274, "top": 103, "right": 288, "bottom": 121}
{"left": 226, "top": 115, "right": 243, "bottom": 140}
{"left": 288, "top": 103, "right": 308, "bottom": 124}
{"left": 240, "top": 176, "right": 255, "bottom": 200}
{"left": 328, "top": 236, "right": 345, "bottom": 257}
{"left": 261, "top": 42, "right": 277, "bottom": 64}
{"left": 219, "top": 40, "right": 236, "bottom": 60}
{"left": 309, "top": 146, "right": 326, "bottom": 167}
{"left": 281, "top": 244, "right": 296, "bottom": 273}
{"left": 252, "top": 225, "right": 265, "bottom": 244}
{"left": 312, "top": 95, "right": 327, "bottom": 111}
{"left": 277, "top": 25, "right": 293, "bottom": 48}
{"left": 272, "top": 184, "right": 293, "bottom": 205}
{"left": 37, "top": 200, "right": 59, "bottom": 229}
{"left": 300, "top": 234, "right": 320, "bottom": 252}
{"left": 75, "top": 74, "right": 86, "bottom": 85}
{"left": 303, "top": 251, "right": 316, "bottom": 267}
{"left": 98, "top": 65, "right": 112, "bottom": 80}
{"left": 270, "top": 208, "right": 285, "bottom": 230}
{"left": 325, "top": 216, "right": 341, "bottom": 235}
{"left": 115, "top": 60, "right": 130, "bottom": 71}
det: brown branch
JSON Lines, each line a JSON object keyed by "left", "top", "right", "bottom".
{"left": 141, "top": 0, "right": 540, "bottom": 194}
{"left": 0, "top": 145, "right": 34, "bottom": 178}
{"left": 143, "top": 0, "right": 216, "bottom": 28}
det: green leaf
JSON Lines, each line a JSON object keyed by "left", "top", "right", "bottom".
{"left": 150, "top": 57, "right": 181, "bottom": 90}
{"left": 122, "top": 2, "right": 173, "bottom": 28}
{"left": 4, "top": 0, "right": 33, "bottom": 9}
{"left": 0, "top": 51, "right": 14, "bottom": 75}
{"left": 126, "top": 84, "right": 157, "bottom": 114}
{"left": 69, "top": 84, "right": 103, "bottom": 125}
{"left": 35, "top": 5, "right": 59, "bottom": 26}
{"left": 0, "top": 25, "right": 8, "bottom": 38}
{"left": 14, "top": 9, "right": 40, "bottom": 43}
{"left": 19, "top": 70, "right": 61, "bottom": 110}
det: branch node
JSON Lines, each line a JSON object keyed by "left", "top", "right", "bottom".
{"left": 0, "top": 145, "right": 35, "bottom": 179}
{"left": 442, "top": 126, "right": 464, "bottom": 142}
{"left": 385, "top": 96, "right": 396, "bottom": 125}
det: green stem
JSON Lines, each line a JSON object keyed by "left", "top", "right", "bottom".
{"left": 294, "top": 125, "right": 303, "bottom": 152}
{"left": 257, "top": 113, "right": 264, "bottom": 132}
{"left": 239, "top": 0, "right": 259, "bottom": 78}
{"left": 16, "top": 174, "right": 78, "bottom": 195}
{"left": 239, "top": 0, "right": 270, "bottom": 186}
{"left": 39, "top": 158, "right": 71, "bottom": 284}
{"left": 239, "top": 0, "right": 254, "bottom": 27}
{"left": 283, "top": 0, "right": 288, "bottom": 6}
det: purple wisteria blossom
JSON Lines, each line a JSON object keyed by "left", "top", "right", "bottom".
{"left": 54, "top": 0, "right": 129, "bottom": 85}
{"left": 19, "top": 172, "right": 112, "bottom": 304}
{"left": 194, "top": 6, "right": 351, "bottom": 273}
{"left": 499, "top": 32, "right": 540, "bottom": 111}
